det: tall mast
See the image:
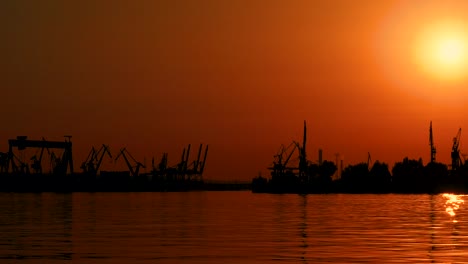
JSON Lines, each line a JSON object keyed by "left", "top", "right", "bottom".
{"left": 303, "top": 120, "right": 307, "bottom": 157}
{"left": 299, "top": 120, "right": 307, "bottom": 177}
{"left": 429, "top": 121, "right": 436, "bottom": 163}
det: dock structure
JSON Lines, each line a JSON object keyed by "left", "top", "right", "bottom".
{"left": 0, "top": 135, "right": 209, "bottom": 192}
{"left": 254, "top": 121, "right": 468, "bottom": 194}
{"left": 150, "top": 144, "right": 208, "bottom": 182}
{"left": 81, "top": 144, "right": 112, "bottom": 176}
{"left": 268, "top": 121, "right": 320, "bottom": 187}
{"left": 7, "top": 136, "right": 73, "bottom": 175}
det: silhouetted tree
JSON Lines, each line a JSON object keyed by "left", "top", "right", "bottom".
{"left": 392, "top": 157, "right": 424, "bottom": 193}
{"left": 340, "top": 162, "right": 369, "bottom": 192}
{"left": 369, "top": 161, "right": 391, "bottom": 192}
{"left": 307, "top": 163, "right": 320, "bottom": 183}
{"left": 318, "top": 160, "right": 337, "bottom": 182}
{"left": 422, "top": 161, "right": 448, "bottom": 192}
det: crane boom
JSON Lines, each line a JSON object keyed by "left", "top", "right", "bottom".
{"left": 451, "top": 128, "right": 462, "bottom": 170}
{"left": 283, "top": 143, "right": 297, "bottom": 167}
{"left": 200, "top": 145, "right": 209, "bottom": 174}
{"left": 194, "top": 144, "right": 203, "bottom": 172}
{"left": 115, "top": 148, "right": 144, "bottom": 177}
{"left": 184, "top": 144, "right": 191, "bottom": 173}
{"left": 115, "top": 148, "right": 135, "bottom": 176}
{"left": 81, "top": 146, "right": 96, "bottom": 172}
{"left": 453, "top": 128, "right": 462, "bottom": 151}
{"left": 95, "top": 145, "right": 112, "bottom": 173}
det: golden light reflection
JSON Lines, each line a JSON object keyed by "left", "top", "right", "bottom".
{"left": 442, "top": 193, "right": 464, "bottom": 222}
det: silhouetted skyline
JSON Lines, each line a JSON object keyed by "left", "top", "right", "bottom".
{"left": 2, "top": 0, "right": 468, "bottom": 180}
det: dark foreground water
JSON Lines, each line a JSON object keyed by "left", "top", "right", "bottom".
{"left": 0, "top": 192, "right": 467, "bottom": 263}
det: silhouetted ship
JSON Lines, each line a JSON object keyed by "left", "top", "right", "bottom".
{"left": 252, "top": 121, "right": 468, "bottom": 194}
{"left": 0, "top": 136, "right": 212, "bottom": 192}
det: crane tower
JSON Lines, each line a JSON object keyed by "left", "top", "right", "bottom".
{"left": 429, "top": 121, "right": 436, "bottom": 163}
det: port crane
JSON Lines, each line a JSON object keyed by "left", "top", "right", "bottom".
{"left": 81, "top": 145, "right": 112, "bottom": 176}
{"left": 49, "top": 151, "right": 58, "bottom": 173}
{"left": 171, "top": 144, "right": 209, "bottom": 180}
{"left": 199, "top": 144, "right": 208, "bottom": 176}
{"left": 115, "top": 148, "right": 145, "bottom": 177}
{"left": 178, "top": 144, "right": 191, "bottom": 175}
{"left": 185, "top": 144, "right": 207, "bottom": 179}
{"left": 268, "top": 121, "right": 308, "bottom": 182}
{"left": 269, "top": 142, "right": 298, "bottom": 178}
{"left": 81, "top": 147, "right": 96, "bottom": 173}
{"left": 451, "top": 128, "right": 462, "bottom": 170}
{"left": 283, "top": 142, "right": 299, "bottom": 169}
{"left": 186, "top": 144, "right": 208, "bottom": 180}
{"left": 166, "top": 145, "right": 190, "bottom": 180}
{"left": 429, "top": 121, "right": 436, "bottom": 163}
{"left": 192, "top": 144, "right": 204, "bottom": 174}
{"left": 7, "top": 136, "right": 73, "bottom": 174}
{"left": 30, "top": 138, "right": 48, "bottom": 174}
{"left": 152, "top": 152, "right": 168, "bottom": 173}
{"left": 9, "top": 152, "right": 29, "bottom": 174}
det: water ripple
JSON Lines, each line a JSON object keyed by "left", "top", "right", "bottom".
{"left": 0, "top": 192, "right": 467, "bottom": 263}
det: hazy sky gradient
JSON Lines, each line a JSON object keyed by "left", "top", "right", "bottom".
{"left": 2, "top": 0, "right": 468, "bottom": 180}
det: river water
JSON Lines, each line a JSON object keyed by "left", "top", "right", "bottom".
{"left": 0, "top": 191, "right": 467, "bottom": 263}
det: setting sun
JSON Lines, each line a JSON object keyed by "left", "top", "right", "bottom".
{"left": 436, "top": 37, "right": 464, "bottom": 65}
{"left": 415, "top": 21, "right": 468, "bottom": 81}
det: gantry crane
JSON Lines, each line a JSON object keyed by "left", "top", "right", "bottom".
{"left": 180, "top": 144, "right": 209, "bottom": 177}
{"left": 30, "top": 138, "right": 48, "bottom": 174}
{"left": 192, "top": 144, "right": 204, "bottom": 174}
{"left": 198, "top": 144, "right": 208, "bottom": 177}
{"left": 178, "top": 144, "right": 191, "bottom": 175}
{"left": 183, "top": 144, "right": 209, "bottom": 180}
{"left": 451, "top": 128, "right": 462, "bottom": 170}
{"left": 7, "top": 136, "right": 73, "bottom": 175}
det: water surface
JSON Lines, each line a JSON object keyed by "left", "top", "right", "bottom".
{"left": 0, "top": 192, "right": 467, "bottom": 263}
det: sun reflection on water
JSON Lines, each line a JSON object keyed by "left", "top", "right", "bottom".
{"left": 442, "top": 193, "right": 464, "bottom": 222}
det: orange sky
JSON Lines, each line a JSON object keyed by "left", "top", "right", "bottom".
{"left": 2, "top": 0, "right": 468, "bottom": 180}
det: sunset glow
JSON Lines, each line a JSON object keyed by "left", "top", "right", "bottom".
{"left": 377, "top": 2, "right": 468, "bottom": 104}
{"left": 415, "top": 21, "right": 468, "bottom": 82}
{"left": 3, "top": 1, "right": 468, "bottom": 181}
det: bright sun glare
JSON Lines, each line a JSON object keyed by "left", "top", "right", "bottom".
{"left": 415, "top": 22, "right": 468, "bottom": 81}
{"left": 436, "top": 37, "right": 464, "bottom": 65}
